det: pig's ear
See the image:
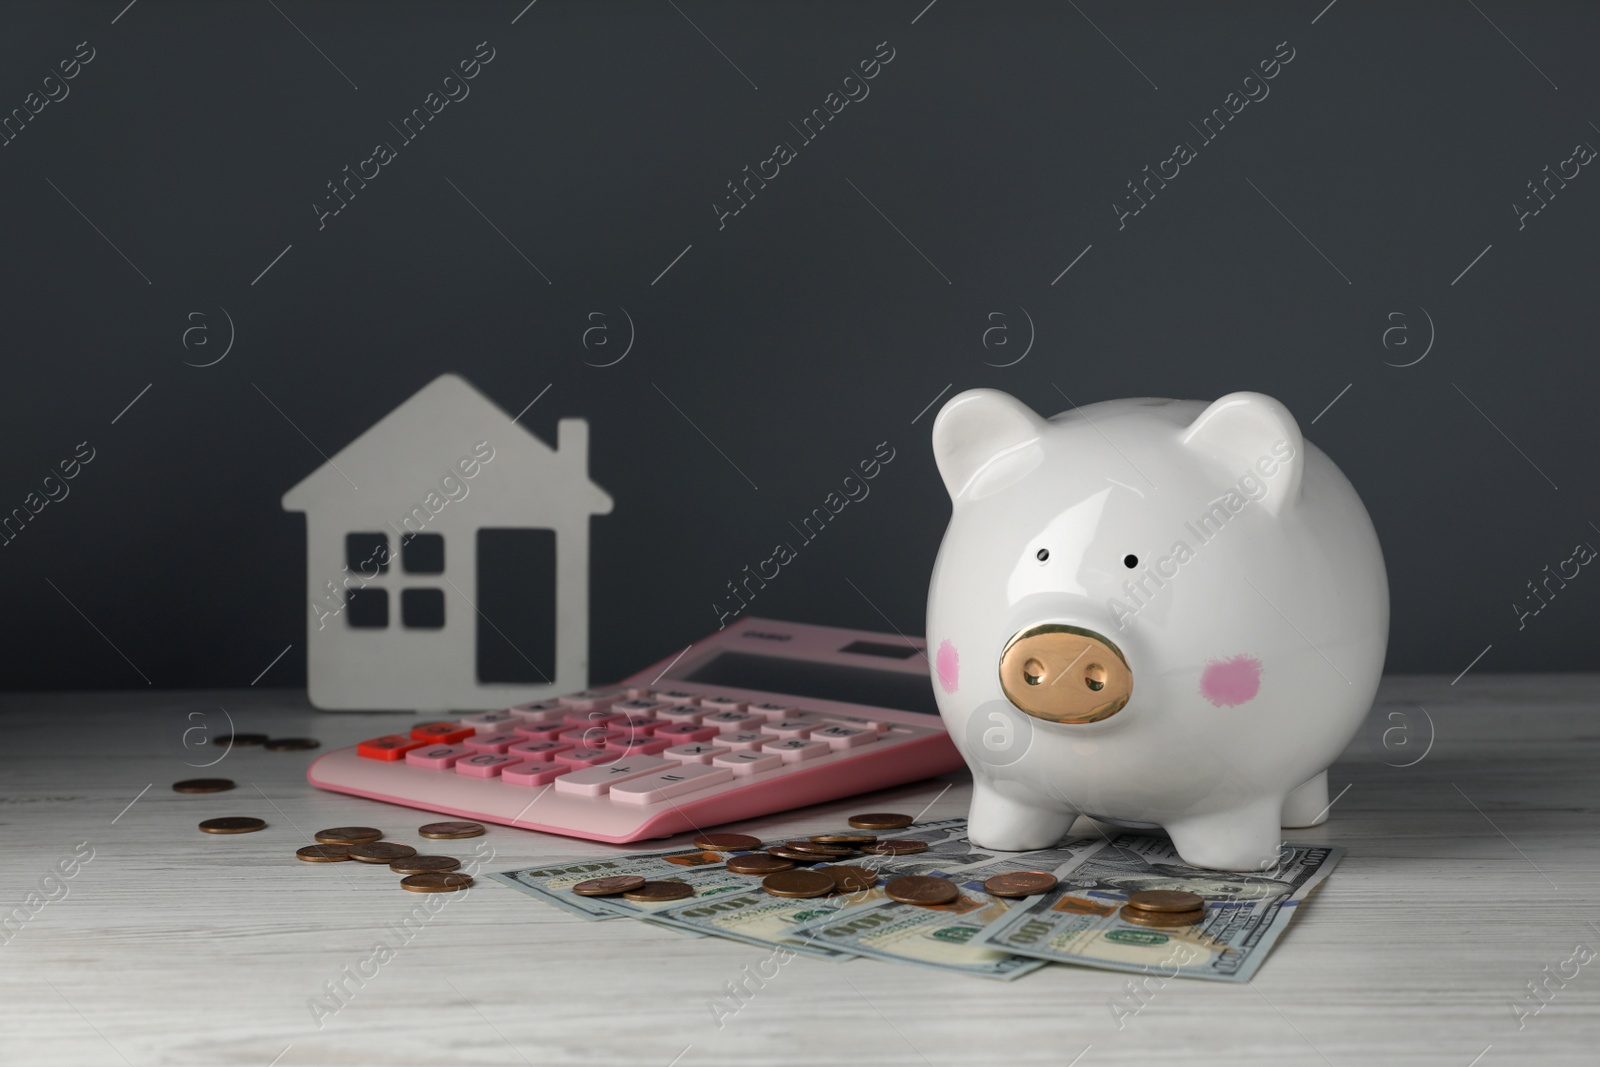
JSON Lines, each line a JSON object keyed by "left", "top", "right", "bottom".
{"left": 931, "top": 389, "right": 1050, "bottom": 500}
{"left": 1180, "top": 392, "right": 1304, "bottom": 516}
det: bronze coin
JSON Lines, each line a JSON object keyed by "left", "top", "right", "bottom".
{"left": 1125, "top": 889, "right": 1205, "bottom": 913}
{"left": 264, "top": 737, "right": 321, "bottom": 751}
{"left": 622, "top": 880, "right": 695, "bottom": 902}
{"left": 781, "top": 841, "right": 857, "bottom": 858}
{"left": 809, "top": 833, "right": 876, "bottom": 845}
{"left": 824, "top": 865, "right": 879, "bottom": 892}
{"left": 761, "top": 870, "right": 836, "bottom": 899}
{"left": 296, "top": 844, "right": 353, "bottom": 862}
{"left": 692, "top": 833, "right": 762, "bottom": 852}
{"left": 348, "top": 842, "right": 418, "bottom": 863}
{"left": 848, "top": 813, "right": 914, "bottom": 830}
{"left": 172, "top": 778, "right": 235, "bottom": 794}
{"left": 862, "top": 839, "right": 928, "bottom": 855}
{"left": 885, "top": 875, "right": 960, "bottom": 907}
{"left": 315, "top": 826, "right": 383, "bottom": 845}
{"left": 212, "top": 733, "right": 268, "bottom": 747}
{"left": 1121, "top": 904, "right": 1205, "bottom": 927}
{"left": 766, "top": 846, "right": 824, "bottom": 863}
{"left": 984, "top": 871, "right": 1060, "bottom": 898}
{"left": 572, "top": 875, "right": 648, "bottom": 897}
{"left": 389, "top": 855, "right": 461, "bottom": 875}
{"left": 418, "top": 821, "right": 486, "bottom": 840}
{"left": 401, "top": 872, "right": 475, "bottom": 893}
{"left": 198, "top": 817, "right": 266, "bottom": 834}
{"left": 726, "top": 854, "right": 795, "bottom": 875}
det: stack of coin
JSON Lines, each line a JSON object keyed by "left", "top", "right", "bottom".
{"left": 862, "top": 839, "right": 928, "bottom": 856}
{"left": 847, "top": 813, "right": 913, "bottom": 830}
{"left": 983, "top": 871, "right": 1059, "bottom": 898}
{"left": 1119, "top": 890, "right": 1206, "bottom": 927}
{"left": 172, "top": 778, "right": 235, "bottom": 794}
{"left": 884, "top": 875, "right": 959, "bottom": 907}
{"left": 418, "top": 821, "right": 486, "bottom": 840}
{"left": 693, "top": 833, "right": 762, "bottom": 853}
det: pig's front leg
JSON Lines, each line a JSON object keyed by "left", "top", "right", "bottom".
{"left": 1163, "top": 796, "right": 1284, "bottom": 871}
{"left": 966, "top": 777, "right": 1079, "bottom": 851}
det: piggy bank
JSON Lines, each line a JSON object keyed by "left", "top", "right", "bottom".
{"left": 926, "top": 389, "right": 1388, "bottom": 871}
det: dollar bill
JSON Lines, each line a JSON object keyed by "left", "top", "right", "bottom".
{"left": 968, "top": 833, "right": 1344, "bottom": 983}
{"left": 489, "top": 846, "right": 756, "bottom": 924}
{"left": 648, "top": 886, "right": 870, "bottom": 960}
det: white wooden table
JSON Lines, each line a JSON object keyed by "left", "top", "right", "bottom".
{"left": 3, "top": 676, "right": 1597, "bottom": 1066}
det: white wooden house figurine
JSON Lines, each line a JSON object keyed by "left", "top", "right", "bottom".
{"left": 281, "top": 374, "right": 611, "bottom": 710}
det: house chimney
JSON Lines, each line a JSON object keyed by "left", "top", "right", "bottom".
{"left": 557, "top": 418, "right": 588, "bottom": 467}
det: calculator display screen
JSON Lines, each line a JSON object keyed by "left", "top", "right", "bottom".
{"left": 681, "top": 652, "right": 940, "bottom": 716}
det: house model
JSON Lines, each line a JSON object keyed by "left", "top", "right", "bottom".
{"left": 282, "top": 374, "right": 611, "bottom": 710}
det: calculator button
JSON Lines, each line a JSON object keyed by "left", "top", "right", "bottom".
{"left": 766, "top": 719, "right": 820, "bottom": 740}
{"left": 613, "top": 737, "right": 673, "bottom": 757}
{"left": 456, "top": 753, "right": 518, "bottom": 778}
{"left": 614, "top": 715, "right": 662, "bottom": 734}
{"left": 559, "top": 727, "right": 629, "bottom": 748}
{"left": 557, "top": 689, "right": 623, "bottom": 710}
{"left": 357, "top": 735, "right": 428, "bottom": 761}
{"left": 608, "top": 764, "right": 733, "bottom": 804}
{"left": 553, "top": 747, "right": 623, "bottom": 769}
{"left": 652, "top": 722, "right": 720, "bottom": 744}
{"left": 610, "top": 698, "right": 668, "bottom": 716}
{"left": 761, "top": 738, "right": 830, "bottom": 762}
{"left": 662, "top": 743, "right": 730, "bottom": 765}
{"left": 564, "top": 709, "right": 626, "bottom": 727}
{"left": 701, "top": 710, "right": 761, "bottom": 732}
{"left": 748, "top": 702, "right": 797, "bottom": 720}
{"left": 698, "top": 696, "right": 747, "bottom": 712}
{"left": 809, "top": 724, "right": 877, "bottom": 750}
{"left": 506, "top": 740, "right": 574, "bottom": 762}
{"left": 514, "top": 725, "right": 569, "bottom": 744}
{"left": 411, "top": 722, "right": 475, "bottom": 744}
{"left": 405, "top": 744, "right": 470, "bottom": 769}
{"left": 712, "top": 750, "right": 783, "bottom": 775}
{"left": 508, "top": 701, "right": 567, "bottom": 724}
{"left": 463, "top": 732, "right": 523, "bottom": 754}
{"left": 459, "top": 711, "right": 520, "bottom": 733}
{"left": 719, "top": 731, "right": 778, "bottom": 751}
{"left": 654, "top": 690, "right": 700, "bottom": 705}
{"left": 654, "top": 704, "right": 707, "bottom": 724}
{"left": 818, "top": 712, "right": 890, "bottom": 733}
{"left": 554, "top": 756, "right": 675, "bottom": 797}
{"left": 502, "top": 761, "right": 571, "bottom": 786}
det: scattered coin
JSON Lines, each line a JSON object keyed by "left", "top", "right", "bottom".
{"left": 389, "top": 855, "right": 462, "bottom": 875}
{"left": 418, "top": 821, "right": 486, "bottom": 840}
{"left": 212, "top": 733, "right": 268, "bottom": 747}
{"left": 623, "top": 880, "right": 695, "bottom": 903}
{"left": 348, "top": 842, "right": 418, "bottom": 864}
{"left": 296, "top": 844, "right": 353, "bottom": 863}
{"left": 781, "top": 841, "right": 857, "bottom": 857}
{"left": 984, "top": 871, "right": 1060, "bottom": 898}
{"left": 263, "top": 737, "right": 321, "bottom": 751}
{"left": 315, "top": 826, "right": 383, "bottom": 845}
{"left": 885, "top": 875, "right": 960, "bottom": 907}
{"left": 809, "top": 833, "right": 876, "bottom": 845}
{"left": 766, "top": 846, "right": 824, "bottom": 863}
{"left": 848, "top": 813, "right": 914, "bottom": 830}
{"left": 824, "top": 865, "right": 879, "bottom": 892}
{"left": 1121, "top": 904, "right": 1205, "bottom": 928}
{"left": 199, "top": 816, "right": 266, "bottom": 834}
{"left": 401, "top": 872, "right": 475, "bottom": 893}
{"left": 862, "top": 839, "right": 928, "bottom": 855}
{"left": 726, "top": 854, "right": 796, "bottom": 876}
{"left": 761, "top": 870, "right": 836, "bottom": 899}
{"left": 172, "top": 778, "right": 235, "bottom": 794}
{"left": 1125, "top": 889, "right": 1205, "bottom": 913}
{"left": 692, "top": 833, "right": 762, "bottom": 852}
{"left": 572, "top": 874, "right": 649, "bottom": 897}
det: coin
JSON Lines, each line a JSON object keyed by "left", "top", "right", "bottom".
{"left": 348, "top": 842, "right": 418, "bottom": 863}
{"left": 212, "top": 733, "right": 268, "bottom": 747}
{"left": 761, "top": 870, "right": 836, "bottom": 898}
{"left": 1125, "top": 889, "right": 1205, "bottom": 913}
{"left": 199, "top": 816, "right": 266, "bottom": 834}
{"left": 848, "top": 813, "right": 914, "bottom": 830}
{"left": 766, "top": 846, "right": 824, "bottom": 863}
{"left": 809, "top": 833, "right": 876, "bottom": 845}
{"left": 296, "top": 844, "right": 353, "bottom": 862}
{"left": 692, "top": 833, "right": 762, "bottom": 852}
{"left": 824, "top": 865, "right": 879, "bottom": 892}
{"left": 388, "top": 855, "right": 461, "bottom": 875}
{"left": 781, "top": 841, "right": 857, "bottom": 857}
{"left": 172, "top": 778, "right": 235, "bottom": 794}
{"left": 418, "top": 821, "right": 486, "bottom": 840}
{"left": 572, "top": 874, "right": 649, "bottom": 897}
{"left": 401, "top": 872, "right": 475, "bottom": 893}
{"left": 263, "top": 737, "right": 320, "bottom": 751}
{"left": 622, "top": 880, "right": 695, "bottom": 902}
{"left": 726, "top": 854, "right": 795, "bottom": 875}
{"left": 885, "top": 875, "right": 960, "bottom": 907}
{"left": 984, "top": 871, "right": 1059, "bottom": 898}
{"left": 1120, "top": 904, "right": 1205, "bottom": 927}
{"left": 862, "top": 839, "right": 928, "bottom": 855}
{"left": 314, "top": 826, "right": 383, "bottom": 845}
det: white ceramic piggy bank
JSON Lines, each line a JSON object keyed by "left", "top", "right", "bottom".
{"left": 926, "top": 389, "right": 1388, "bottom": 871}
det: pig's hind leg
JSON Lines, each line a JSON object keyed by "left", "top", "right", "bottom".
{"left": 1280, "top": 770, "right": 1330, "bottom": 828}
{"left": 1164, "top": 796, "right": 1284, "bottom": 871}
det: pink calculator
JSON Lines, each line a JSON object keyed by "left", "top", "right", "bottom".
{"left": 306, "top": 617, "right": 963, "bottom": 842}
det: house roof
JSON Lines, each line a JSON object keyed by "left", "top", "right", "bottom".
{"left": 281, "top": 374, "right": 612, "bottom": 516}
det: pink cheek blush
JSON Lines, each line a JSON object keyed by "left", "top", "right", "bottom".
{"left": 936, "top": 639, "right": 960, "bottom": 693}
{"left": 1199, "top": 655, "right": 1262, "bottom": 707}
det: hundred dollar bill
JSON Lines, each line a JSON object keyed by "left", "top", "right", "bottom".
{"left": 968, "top": 834, "right": 1343, "bottom": 983}
{"left": 648, "top": 885, "right": 871, "bottom": 960}
{"left": 490, "top": 845, "right": 762, "bottom": 923}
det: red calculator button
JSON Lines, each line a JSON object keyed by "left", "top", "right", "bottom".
{"left": 357, "top": 735, "right": 428, "bottom": 761}
{"left": 411, "top": 722, "right": 475, "bottom": 744}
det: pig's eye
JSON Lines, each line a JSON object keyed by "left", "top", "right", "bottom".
{"left": 1035, "top": 549, "right": 1050, "bottom": 563}
{"left": 1123, "top": 554, "right": 1139, "bottom": 569}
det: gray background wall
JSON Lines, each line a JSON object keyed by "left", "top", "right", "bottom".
{"left": 2, "top": 0, "right": 1595, "bottom": 691}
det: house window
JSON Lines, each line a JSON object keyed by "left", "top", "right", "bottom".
{"left": 346, "top": 532, "right": 390, "bottom": 575}
{"left": 346, "top": 587, "right": 389, "bottom": 628}
{"left": 402, "top": 588, "right": 445, "bottom": 629}
{"left": 402, "top": 532, "right": 445, "bottom": 574}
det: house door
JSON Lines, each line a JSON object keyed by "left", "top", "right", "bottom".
{"left": 475, "top": 527, "right": 557, "bottom": 684}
